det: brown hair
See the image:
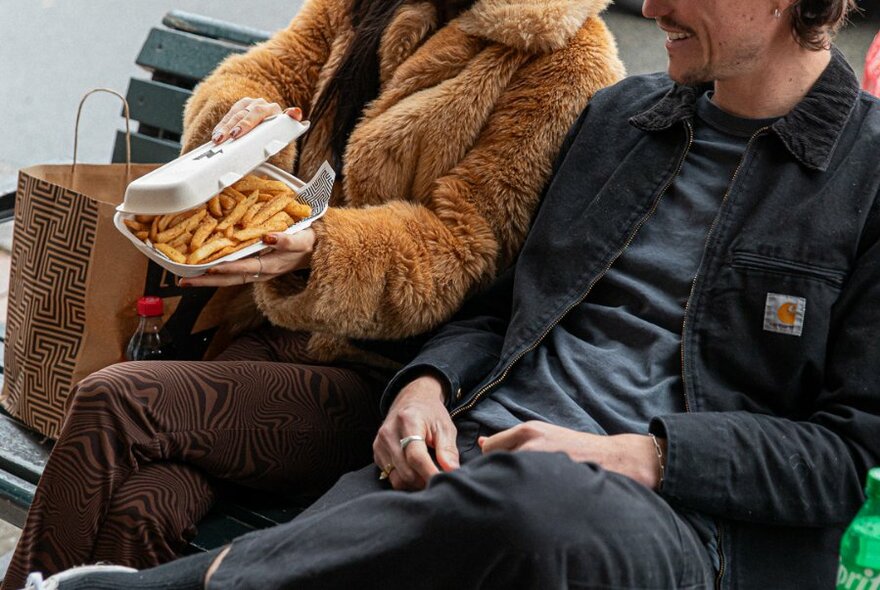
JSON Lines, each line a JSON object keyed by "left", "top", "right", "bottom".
{"left": 790, "top": 0, "right": 857, "bottom": 50}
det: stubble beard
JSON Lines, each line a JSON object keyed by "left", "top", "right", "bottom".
{"left": 672, "top": 40, "right": 764, "bottom": 87}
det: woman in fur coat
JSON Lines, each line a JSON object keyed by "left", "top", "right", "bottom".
{"left": 2, "top": 0, "right": 623, "bottom": 586}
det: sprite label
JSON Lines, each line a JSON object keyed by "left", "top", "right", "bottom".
{"left": 838, "top": 468, "right": 880, "bottom": 590}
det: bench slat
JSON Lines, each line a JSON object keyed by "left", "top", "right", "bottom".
{"left": 125, "top": 78, "right": 191, "bottom": 136}
{"left": 136, "top": 28, "right": 246, "bottom": 82}
{"left": 0, "top": 416, "right": 51, "bottom": 486}
{"left": 162, "top": 10, "right": 271, "bottom": 46}
{"left": 112, "top": 130, "right": 181, "bottom": 164}
{"left": 188, "top": 512, "right": 259, "bottom": 552}
{"left": 0, "top": 470, "right": 35, "bottom": 528}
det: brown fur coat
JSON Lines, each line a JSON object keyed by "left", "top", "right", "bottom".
{"left": 182, "top": 0, "right": 624, "bottom": 363}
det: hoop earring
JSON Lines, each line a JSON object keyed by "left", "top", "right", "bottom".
{"left": 773, "top": 7, "right": 782, "bottom": 18}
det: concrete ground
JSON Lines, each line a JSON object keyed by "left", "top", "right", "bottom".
{"left": 0, "top": 0, "right": 876, "bottom": 569}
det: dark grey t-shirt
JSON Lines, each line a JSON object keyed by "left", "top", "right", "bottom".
{"left": 464, "top": 93, "right": 777, "bottom": 439}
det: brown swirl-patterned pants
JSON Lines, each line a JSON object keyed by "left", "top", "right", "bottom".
{"left": 1, "top": 326, "right": 389, "bottom": 590}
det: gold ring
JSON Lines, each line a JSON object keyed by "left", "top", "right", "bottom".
{"left": 378, "top": 463, "right": 396, "bottom": 480}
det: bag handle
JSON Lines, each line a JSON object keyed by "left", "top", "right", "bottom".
{"left": 72, "top": 88, "right": 132, "bottom": 177}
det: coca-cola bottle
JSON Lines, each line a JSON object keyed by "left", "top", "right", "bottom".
{"left": 125, "top": 296, "right": 176, "bottom": 361}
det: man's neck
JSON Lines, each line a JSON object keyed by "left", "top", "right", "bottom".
{"left": 712, "top": 46, "right": 832, "bottom": 120}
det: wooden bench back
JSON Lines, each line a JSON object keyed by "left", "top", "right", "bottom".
{"left": 111, "top": 11, "right": 271, "bottom": 164}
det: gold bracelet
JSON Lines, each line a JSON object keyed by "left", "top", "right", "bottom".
{"left": 650, "top": 433, "right": 665, "bottom": 490}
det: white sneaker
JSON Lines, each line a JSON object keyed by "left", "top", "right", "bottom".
{"left": 21, "top": 565, "right": 137, "bottom": 590}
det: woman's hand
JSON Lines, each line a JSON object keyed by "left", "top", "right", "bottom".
{"left": 373, "top": 374, "right": 460, "bottom": 491}
{"left": 179, "top": 229, "right": 315, "bottom": 287}
{"left": 211, "top": 97, "right": 303, "bottom": 143}
{"left": 479, "top": 422, "right": 666, "bottom": 490}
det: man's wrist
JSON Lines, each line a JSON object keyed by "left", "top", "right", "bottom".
{"left": 394, "top": 371, "right": 448, "bottom": 407}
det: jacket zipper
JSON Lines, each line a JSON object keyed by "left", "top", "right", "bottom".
{"left": 729, "top": 251, "right": 846, "bottom": 287}
{"left": 680, "top": 124, "right": 771, "bottom": 590}
{"left": 450, "top": 121, "right": 695, "bottom": 420}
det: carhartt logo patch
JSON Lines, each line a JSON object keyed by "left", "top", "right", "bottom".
{"left": 763, "top": 293, "right": 806, "bottom": 336}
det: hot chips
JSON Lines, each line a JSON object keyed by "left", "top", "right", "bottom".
{"left": 124, "top": 174, "right": 312, "bottom": 265}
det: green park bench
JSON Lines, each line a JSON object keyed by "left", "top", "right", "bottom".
{"left": 0, "top": 11, "right": 316, "bottom": 571}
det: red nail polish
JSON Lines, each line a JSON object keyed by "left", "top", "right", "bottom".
{"left": 230, "top": 126, "right": 241, "bottom": 139}
{"left": 263, "top": 234, "right": 278, "bottom": 245}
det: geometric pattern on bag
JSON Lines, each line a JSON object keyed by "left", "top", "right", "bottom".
{"left": 4, "top": 172, "right": 98, "bottom": 434}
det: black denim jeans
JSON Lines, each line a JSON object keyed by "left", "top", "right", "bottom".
{"left": 209, "top": 451, "right": 714, "bottom": 590}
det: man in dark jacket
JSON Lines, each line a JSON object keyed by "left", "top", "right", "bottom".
{"left": 20, "top": 0, "right": 880, "bottom": 589}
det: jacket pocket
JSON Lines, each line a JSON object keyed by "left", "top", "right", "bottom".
{"left": 729, "top": 251, "right": 847, "bottom": 288}
{"left": 694, "top": 254, "right": 846, "bottom": 414}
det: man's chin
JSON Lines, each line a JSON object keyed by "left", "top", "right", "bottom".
{"left": 667, "top": 63, "right": 713, "bottom": 86}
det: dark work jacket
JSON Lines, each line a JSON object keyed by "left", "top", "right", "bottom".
{"left": 382, "top": 48, "right": 880, "bottom": 589}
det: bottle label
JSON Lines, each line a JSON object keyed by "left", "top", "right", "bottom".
{"left": 838, "top": 561, "right": 880, "bottom": 590}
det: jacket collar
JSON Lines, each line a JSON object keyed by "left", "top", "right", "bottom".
{"left": 629, "top": 47, "right": 860, "bottom": 171}
{"left": 457, "top": 0, "right": 611, "bottom": 53}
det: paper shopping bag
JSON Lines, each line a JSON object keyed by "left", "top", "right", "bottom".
{"left": 0, "top": 162, "right": 244, "bottom": 438}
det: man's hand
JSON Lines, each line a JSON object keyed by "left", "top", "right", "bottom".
{"left": 479, "top": 421, "right": 665, "bottom": 490}
{"left": 373, "top": 375, "right": 460, "bottom": 490}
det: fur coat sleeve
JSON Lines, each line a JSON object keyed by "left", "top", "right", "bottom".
{"left": 253, "top": 18, "right": 624, "bottom": 342}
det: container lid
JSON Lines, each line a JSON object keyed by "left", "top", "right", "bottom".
{"left": 118, "top": 115, "right": 310, "bottom": 215}
{"left": 867, "top": 467, "right": 880, "bottom": 499}
{"left": 137, "top": 296, "right": 163, "bottom": 317}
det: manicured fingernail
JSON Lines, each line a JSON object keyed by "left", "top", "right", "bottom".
{"left": 212, "top": 132, "right": 222, "bottom": 143}
{"left": 292, "top": 107, "right": 303, "bottom": 119}
{"left": 230, "top": 126, "right": 241, "bottom": 138}
{"left": 262, "top": 234, "right": 278, "bottom": 245}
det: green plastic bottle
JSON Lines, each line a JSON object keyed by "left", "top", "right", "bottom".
{"left": 838, "top": 468, "right": 880, "bottom": 590}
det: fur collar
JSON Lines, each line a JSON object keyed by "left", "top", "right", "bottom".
{"left": 458, "top": 0, "right": 612, "bottom": 52}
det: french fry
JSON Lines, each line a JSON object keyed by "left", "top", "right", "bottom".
{"left": 241, "top": 201, "right": 264, "bottom": 227}
{"left": 135, "top": 230, "right": 149, "bottom": 240}
{"left": 190, "top": 217, "right": 219, "bottom": 250}
{"left": 124, "top": 219, "right": 147, "bottom": 232}
{"left": 135, "top": 214, "right": 155, "bottom": 224}
{"left": 168, "top": 206, "right": 204, "bottom": 230}
{"left": 158, "top": 214, "right": 174, "bottom": 232}
{"left": 150, "top": 217, "right": 160, "bottom": 243}
{"left": 208, "top": 196, "right": 223, "bottom": 218}
{"left": 155, "top": 243, "right": 187, "bottom": 264}
{"left": 169, "top": 231, "right": 192, "bottom": 250}
{"left": 187, "top": 237, "right": 235, "bottom": 264}
{"left": 219, "top": 194, "right": 236, "bottom": 210}
{"left": 156, "top": 221, "right": 189, "bottom": 244}
{"left": 232, "top": 176, "right": 289, "bottom": 193}
{"left": 202, "top": 238, "right": 261, "bottom": 263}
{"left": 217, "top": 191, "right": 258, "bottom": 230}
{"left": 250, "top": 194, "right": 291, "bottom": 226}
{"left": 223, "top": 187, "right": 247, "bottom": 202}
{"left": 183, "top": 209, "right": 208, "bottom": 233}
{"left": 284, "top": 201, "right": 312, "bottom": 220}
{"left": 232, "top": 218, "right": 289, "bottom": 242}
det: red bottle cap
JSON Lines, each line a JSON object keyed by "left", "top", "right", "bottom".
{"left": 137, "top": 296, "right": 164, "bottom": 317}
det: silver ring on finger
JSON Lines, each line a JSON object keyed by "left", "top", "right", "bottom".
{"left": 400, "top": 435, "right": 425, "bottom": 451}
